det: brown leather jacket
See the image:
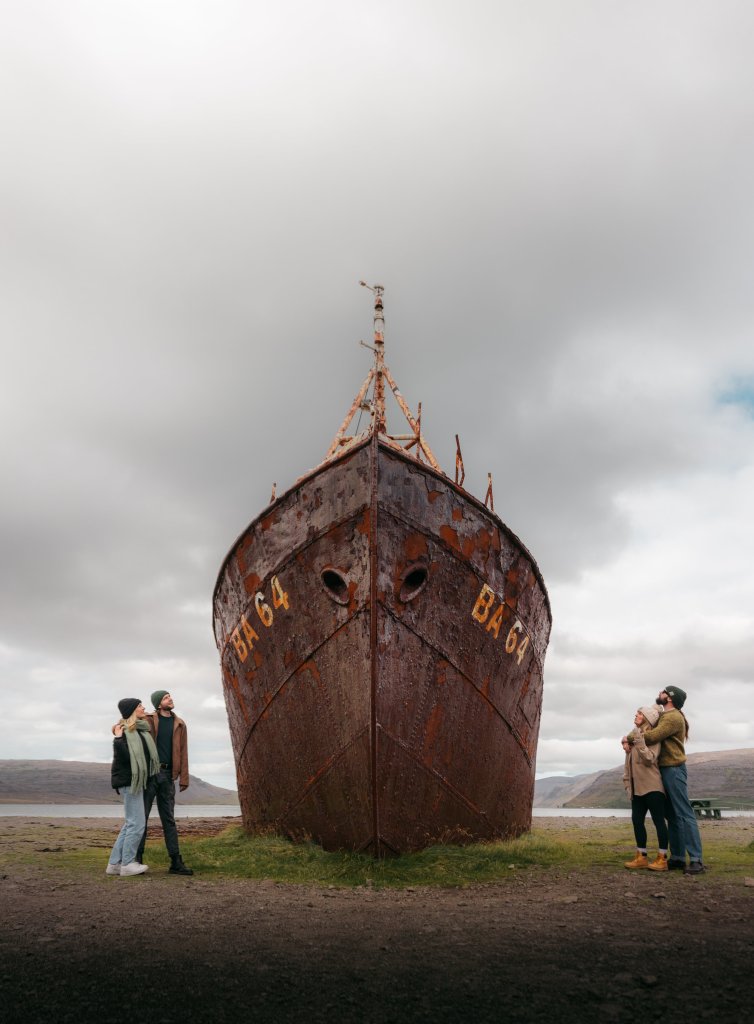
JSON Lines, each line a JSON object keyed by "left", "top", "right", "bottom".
{"left": 146, "top": 711, "right": 189, "bottom": 789}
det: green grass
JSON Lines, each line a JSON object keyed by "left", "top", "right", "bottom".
{"left": 34, "top": 819, "right": 754, "bottom": 888}
{"left": 51, "top": 826, "right": 568, "bottom": 887}
{"left": 173, "top": 827, "right": 571, "bottom": 886}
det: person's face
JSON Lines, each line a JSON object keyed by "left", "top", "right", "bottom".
{"left": 656, "top": 691, "right": 669, "bottom": 707}
{"left": 135, "top": 703, "right": 146, "bottom": 719}
{"left": 159, "top": 694, "right": 174, "bottom": 711}
{"left": 634, "top": 711, "right": 645, "bottom": 727}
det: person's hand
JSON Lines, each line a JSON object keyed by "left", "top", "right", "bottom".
{"left": 180, "top": 783, "right": 188, "bottom": 792}
{"left": 114, "top": 725, "right": 124, "bottom": 738}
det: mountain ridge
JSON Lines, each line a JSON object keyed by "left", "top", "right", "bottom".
{"left": 0, "top": 760, "right": 238, "bottom": 804}
{"left": 535, "top": 748, "right": 754, "bottom": 808}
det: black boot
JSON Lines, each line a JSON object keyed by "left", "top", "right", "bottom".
{"left": 169, "top": 854, "right": 193, "bottom": 876}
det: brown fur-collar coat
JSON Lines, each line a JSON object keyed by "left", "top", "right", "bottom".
{"left": 623, "top": 730, "right": 664, "bottom": 798}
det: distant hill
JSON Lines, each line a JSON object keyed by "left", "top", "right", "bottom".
{"left": 0, "top": 760, "right": 239, "bottom": 805}
{"left": 535, "top": 748, "right": 754, "bottom": 809}
{"left": 534, "top": 771, "right": 603, "bottom": 807}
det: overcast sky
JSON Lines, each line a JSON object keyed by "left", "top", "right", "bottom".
{"left": 2, "top": 2, "right": 753, "bottom": 790}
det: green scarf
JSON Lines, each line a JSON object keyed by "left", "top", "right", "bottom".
{"left": 124, "top": 719, "right": 160, "bottom": 794}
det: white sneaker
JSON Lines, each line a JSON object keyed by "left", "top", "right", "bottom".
{"left": 120, "top": 862, "right": 149, "bottom": 876}
{"left": 105, "top": 863, "right": 121, "bottom": 876}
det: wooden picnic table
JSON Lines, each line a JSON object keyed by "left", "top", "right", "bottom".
{"left": 690, "top": 798, "right": 724, "bottom": 819}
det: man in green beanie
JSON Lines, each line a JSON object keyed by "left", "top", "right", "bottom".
{"left": 626, "top": 686, "right": 705, "bottom": 875}
{"left": 135, "top": 690, "right": 193, "bottom": 875}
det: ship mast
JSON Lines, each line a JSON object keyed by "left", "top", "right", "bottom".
{"left": 324, "top": 283, "right": 441, "bottom": 472}
{"left": 369, "top": 284, "right": 387, "bottom": 435}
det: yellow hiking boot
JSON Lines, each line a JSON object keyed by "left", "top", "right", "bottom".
{"left": 624, "top": 852, "right": 649, "bottom": 869}
{"left": 648, "top": 853, "right": 668, "bottom": 871}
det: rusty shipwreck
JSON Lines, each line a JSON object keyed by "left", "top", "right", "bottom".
{"left": 212, "top": 285, "right": 551, "bottom": 854}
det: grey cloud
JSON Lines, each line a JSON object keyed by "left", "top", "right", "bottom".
{"left": 3, "top": 3, "right": 754, "bottom": 781}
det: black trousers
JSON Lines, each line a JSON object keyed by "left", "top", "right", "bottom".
{"left": 137, "top": 769, "right": 180, "bottom": 860}
{"left": 631, "top": 790, "right": 669, "bottom": 850}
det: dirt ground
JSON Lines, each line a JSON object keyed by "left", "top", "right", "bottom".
{"left": 1, "top": 816, "right": 752, "bottom": 1024}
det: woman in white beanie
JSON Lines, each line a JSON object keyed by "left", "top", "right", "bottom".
{"left": 621, "top": 705, "right": 669, "bottom": 871}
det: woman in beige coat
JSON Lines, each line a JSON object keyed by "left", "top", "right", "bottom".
{"left": 622, "top": 705, "right": 669, "bottom": 871}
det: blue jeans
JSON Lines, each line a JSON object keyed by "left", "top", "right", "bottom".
{"left": 660, "top": 763, "right": 703, "bottom": 863}
{"left": 109, "top": 787, "right": 146, "bottom": 867}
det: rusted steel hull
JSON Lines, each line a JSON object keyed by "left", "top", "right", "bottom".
{"left": 213, "top": 436, "right": 551, "bottom": 854}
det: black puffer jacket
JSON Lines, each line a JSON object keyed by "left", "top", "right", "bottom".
{"left": 111, "top": 732, "right": 150, "bottom": 792}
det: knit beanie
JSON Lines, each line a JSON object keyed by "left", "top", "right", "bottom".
{"left": 638, "top": 705, "right": 661, "bottom": 727}
{"left": 118, "top": 698, "right": 140, "bottom": 720}
{"left": 665, "top": 686, "right": 687, "bottom": 709}
{"left": 151, "top": 690, "right": 169, "bottom": 710}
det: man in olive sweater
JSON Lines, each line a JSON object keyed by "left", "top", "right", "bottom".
{"left": 628, "top": 686, "right": 705, "bottom": 875}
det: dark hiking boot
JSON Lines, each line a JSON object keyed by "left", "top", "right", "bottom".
{"left": 684, "top": 860, "right": 706, "bottom": 875}
{"left": 667, "top": 859, "right": 686, "bottom": 871}
{"left": 169, "top": 855, "right": 194, "bottom": 876}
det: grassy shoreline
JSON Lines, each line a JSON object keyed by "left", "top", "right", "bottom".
{"left": 2, "top": 816, "right": 752, "bottom": 888}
